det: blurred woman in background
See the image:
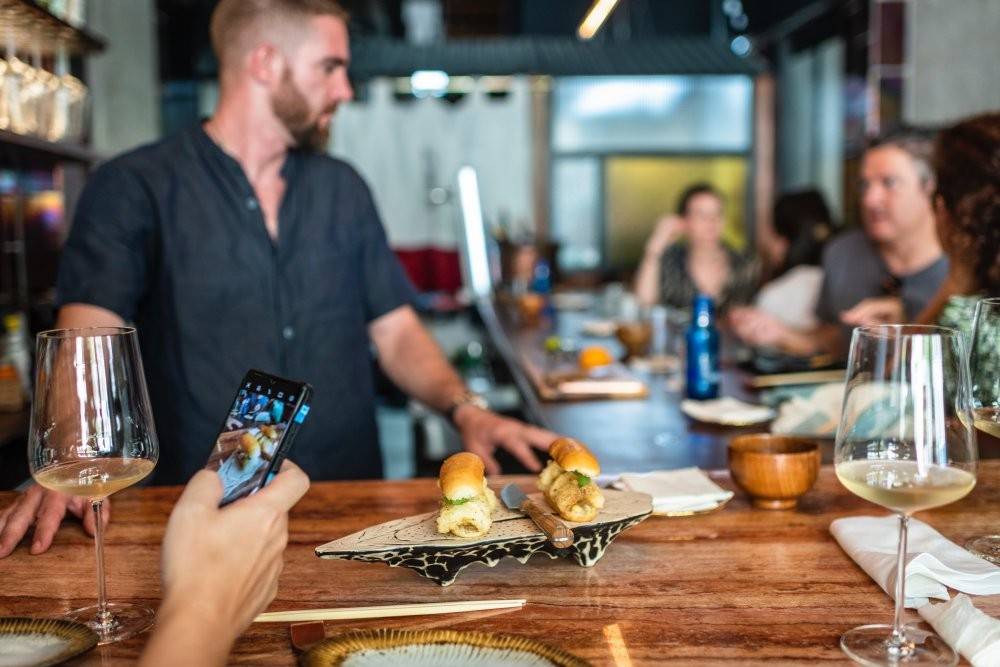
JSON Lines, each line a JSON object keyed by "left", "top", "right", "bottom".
{"left": 635, "top": 183, "right": 757, "bottom": 311}
{"left": 731, "top": 189, "right": 833, "bottom": 334}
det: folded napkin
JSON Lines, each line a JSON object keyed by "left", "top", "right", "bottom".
{"left": 918, "top": 594, "right": 1000, "bottom": 666}
{"left": 612, "top": 467, "right": 734, "bottom": 514}
{"left": 679, "top": 397, "right": 775, "bottom": 426}
{"left": 830, "top": 516, "right": 1000, "bottom": 608}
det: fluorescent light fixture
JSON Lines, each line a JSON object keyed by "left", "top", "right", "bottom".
{"left": 577, "top": 0, "right": 621, "bottom": 40}
{"left": 457, "top": 167, "right": 492, "bottom": 299}
{"left": 410, "top": 69, "right": 450, "bottom": 96}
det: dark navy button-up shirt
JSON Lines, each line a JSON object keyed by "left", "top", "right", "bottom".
{"left": 56, "top": 125, "right": 416, "bottom": 485}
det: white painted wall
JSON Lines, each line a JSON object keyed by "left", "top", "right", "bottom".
{"left": 330, "top": 77, "right": 534, "bottom": 249}
{"left": 86, "top": 0, "right": 160, "bottom": 158}
{"left": 905, "top": 0, "right": 1000, "bottom": 126}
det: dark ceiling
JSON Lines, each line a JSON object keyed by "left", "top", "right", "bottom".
{"left": 156, "top": 0, "right": 857, "bottom": 80}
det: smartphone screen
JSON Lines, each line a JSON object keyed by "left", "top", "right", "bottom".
{"left": 204, "top": 370, "right": 311, "bottom": 506}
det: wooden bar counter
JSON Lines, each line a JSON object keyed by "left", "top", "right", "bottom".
{"left": 3, "top": 462, "right": 1000, "bottom": 665}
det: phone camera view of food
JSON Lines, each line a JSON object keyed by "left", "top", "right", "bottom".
{"left": 205, "top": 376, "right": 302, "bottom": 505}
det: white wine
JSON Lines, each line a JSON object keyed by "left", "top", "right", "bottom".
{"left": 34, "top": 458, "right": 155, "bottom": 500}
{"left": 836, "top": 459, "right": 976, "bottom": 514}
{"left": 972, "top": 407, "right": 1000, "bottom": 439}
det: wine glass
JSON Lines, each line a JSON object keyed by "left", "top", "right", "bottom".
{"left": 834, "top": 325, "right": 977, "bottom": 666}
{"left": 28, "top": 327, "right": 159, "bottom": 644}
{"left": 964, "top": 298, "right": 1000, "bottom": 562}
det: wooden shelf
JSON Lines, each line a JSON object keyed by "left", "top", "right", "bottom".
{"left": 0, "top": 128, "right": 97, "bottom": 163}
{"left": 0, "top": 0, "right": 105, "bottom": 55}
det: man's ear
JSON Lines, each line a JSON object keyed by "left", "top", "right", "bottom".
{"left": 246, "top": 42, "right": 285, "bottom": 88}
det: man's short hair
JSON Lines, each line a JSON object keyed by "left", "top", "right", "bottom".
{"left": 210, "top": 0, "right": 349, "bottom": 68}
{"left": 868, "top": 128, "right": 936, "bottom": 186}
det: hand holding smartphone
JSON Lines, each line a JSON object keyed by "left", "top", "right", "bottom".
{"left": 204, "top": 369, "right": 312, "bottom": 506}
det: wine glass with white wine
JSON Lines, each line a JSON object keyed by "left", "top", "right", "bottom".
{"left": 965, "top": 297, "right": 1000, "bottom": 563}
{"left": 29, "top": 327, "right": 158, "bottom": 644}
{"left": 835, "top": 325, "right": 977, "bottom": 666}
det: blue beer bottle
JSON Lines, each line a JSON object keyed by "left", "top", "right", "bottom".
{"left": 685, "top": 294, "right": 720, "bottom": 399}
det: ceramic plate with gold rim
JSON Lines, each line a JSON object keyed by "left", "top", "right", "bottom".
{"left": 0, "top": 617, "right": 98, "bottom": 667}
{"left": 301, "top": 628, "right": 591, "bottom": 667}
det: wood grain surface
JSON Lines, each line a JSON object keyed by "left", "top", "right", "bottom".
{"left": 3, "top": 463, "right": 1000, "bottom": 665}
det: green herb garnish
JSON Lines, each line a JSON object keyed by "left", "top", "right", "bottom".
{"left": 574, "top": 472, "right": 591, "bottom": 488}
{"left": 443, "top": 496, "right": 473, "bottom": 506}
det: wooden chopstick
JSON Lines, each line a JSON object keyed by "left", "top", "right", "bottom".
{"left": 254, "top": 598, "right": 526, "bottom": 623}
{"left": 749, "top": 369, "right": 845, "bottom": 389}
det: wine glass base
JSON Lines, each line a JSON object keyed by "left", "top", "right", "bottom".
{"left": 66, "top": 601, "right": 155, "bottom": 645}
{"left": 965, "top": 535, "right": 1000, "bottom": 563}
{"left": 840, "top": 624, "right": 956, "bottom": 666}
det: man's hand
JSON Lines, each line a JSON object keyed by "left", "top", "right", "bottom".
{"left": 0, "top": 484, "right": 109, "bottom": 558}
{"left": 453, "top": 406, "right": 558, "bottom": 475}
{"left": 729, "top": 306, "right": 793, "bottom": 349}
{"left": 140, "top": 461, "right": 310, "bottom": 667}
{"left": 840, "top": 297, "right": 906, "bottom": 327}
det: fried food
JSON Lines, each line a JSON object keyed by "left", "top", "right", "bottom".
{"left": 435, "top": 452, "right": 498, "bottom": 538}
{"left": 538, "top": 437, "right": 605, "bottom": 522}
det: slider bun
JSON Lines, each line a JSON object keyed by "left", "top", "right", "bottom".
{"left": 548, "top": 437, "right": 600, "bottom": 478}
{"left": 439, "top": 452, "right": 486, "bottom": 500}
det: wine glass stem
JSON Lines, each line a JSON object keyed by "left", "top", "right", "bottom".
{"left": 92, "top": 499, "right": 112, "bottom": 629}
{"left": 889, "top": 513, "right": 910, "bottom": 654}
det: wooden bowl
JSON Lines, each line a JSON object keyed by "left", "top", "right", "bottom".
{"left": 615, "top": 321, "right": 652, "bottom": 360}
{"left": 727, "top": 434, "right": 820, "bottom": 510}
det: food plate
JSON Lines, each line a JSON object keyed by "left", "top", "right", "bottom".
{"left": 301, "top": 628, "right": 590, "bottom": 667}
{"left": 315, "top": 490, "right": 652, "bottom": 586}
{"left": 0, "top": 617, "right": 97, "bottom": 667}
{"left": 580, "top": 319, "right": 617, "bottom": 337}
{"left": 679, "top": 397, "right": 775, "bottom": 426}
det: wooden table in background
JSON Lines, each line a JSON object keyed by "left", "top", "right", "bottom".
{"left": 3, "top": 462, "right": 1000, "bottom": 665}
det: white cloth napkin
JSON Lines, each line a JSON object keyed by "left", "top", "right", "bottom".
{"left": 680, "top": 397, "right": 775, "bottom": 426}
{"left": 830, "top": 516, "right": 1000, "bottom": 608}
{"left": 612, "top": 467, "right": 734, "bottom": 514}
{"left": 918, "top": 594, "right": 1000, "bottom": 667}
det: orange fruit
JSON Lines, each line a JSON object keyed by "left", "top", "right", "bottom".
{"left": 578, "top": 346, "right": 614, "bottom": 371}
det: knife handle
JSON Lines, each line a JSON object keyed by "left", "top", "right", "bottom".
{"left": 522, "top": 499, "right": 574, "bottom": 548}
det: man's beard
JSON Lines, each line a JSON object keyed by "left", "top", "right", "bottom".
{"left": 271, "top": 69, "right": 333, "bottom": 152}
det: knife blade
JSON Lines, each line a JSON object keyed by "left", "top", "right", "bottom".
{"left": 500, "top": 483, "right": 574, "bottom": 548}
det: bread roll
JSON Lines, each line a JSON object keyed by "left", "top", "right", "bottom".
{"left": 439, "top": 452, "right": 485, "bottom": 501}
{"left": 436, "top": 452, "right": 498, "bottom": 538}
{"left": 548, "top": 438, "right": 600, "bottom": 478}
{"left": 537, "top": 438, "right": 604, "bottom": 522}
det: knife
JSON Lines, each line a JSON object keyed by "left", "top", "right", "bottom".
{"left": 500, "top": 483, "right": 574, "bottom": 548}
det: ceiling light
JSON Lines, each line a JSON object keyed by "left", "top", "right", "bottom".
{"left": 577, "top": 0, "right": 621, "bottom": 40}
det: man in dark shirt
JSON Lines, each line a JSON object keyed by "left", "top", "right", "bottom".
{"left": 0, "top": 0, "right": 556, "bottom": 558}
{"left": 731, "top": 131, "right": 947, "bottom": 357}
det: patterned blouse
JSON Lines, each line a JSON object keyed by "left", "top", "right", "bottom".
{"left": 657, "top": 244, "right": 759, "bottom": 312}
{"left": 939, "top": 294, "right": 1000, "bottom": 404}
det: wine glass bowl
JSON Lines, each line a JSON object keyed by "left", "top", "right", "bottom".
{"left": 964, "top": 298, "right": 1000, "bottom": 563}
{"left": 834, "top": 325, "right": 977, "bottom": 666}
{"left": 28, "top": 327, "right": 159, "bottom": 644}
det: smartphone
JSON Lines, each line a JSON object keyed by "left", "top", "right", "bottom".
{"left": 204, "top": 369, "right": 312, "bottom": 506}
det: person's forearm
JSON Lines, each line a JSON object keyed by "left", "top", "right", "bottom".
{"left": 634, "top": 250, "right": 662, "bottom": 307}
{"left": 139, "top": 597, "right": 234, "bottom": 667}
{"left": 777, "top": 323, "right": 842, "bottom": 358}
{"left": 370, "top": 306, "right": 466, "bottom": 413}
{"left": 56, "top": 303, "right": 126, "bottom": 329}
